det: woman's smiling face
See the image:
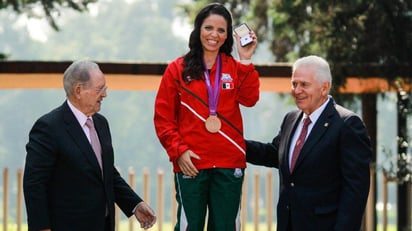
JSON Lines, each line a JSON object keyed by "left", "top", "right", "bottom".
{"left": 200, "top": 14, "right": 228, "bottom": 53}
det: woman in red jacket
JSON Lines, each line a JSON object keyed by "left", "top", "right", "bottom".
{"left": 154, "top": 3, "right": 259, "bottom": 230}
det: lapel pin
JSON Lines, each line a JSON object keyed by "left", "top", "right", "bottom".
{"left": 324, "top": 123, "right": 329, "bottom": 127}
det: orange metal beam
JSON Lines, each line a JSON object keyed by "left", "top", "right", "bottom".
{"left": 0, "top": 61, "right": 410, "bottom": 93}
{"left": 0, "top": 74, "right": 162, "bottom": 91}
{"left": 1, "top": 73, "right": 410, "bottom": 93}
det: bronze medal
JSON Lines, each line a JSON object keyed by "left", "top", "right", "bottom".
{"left": 203, "top": 54, "right": 222, "bottom": 134}
{"left": 205, "top": 115, "right": 221, "bottom": 133}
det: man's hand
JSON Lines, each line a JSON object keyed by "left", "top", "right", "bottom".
{"left": 134, "top": 201, "right": 156, "bottom": 230}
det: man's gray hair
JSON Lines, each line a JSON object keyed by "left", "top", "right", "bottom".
{"left": 292, "top": 55, "right": 332, "bottom": 86}
{"left": 63, "top": 60, "right": 100, "bottom": 97}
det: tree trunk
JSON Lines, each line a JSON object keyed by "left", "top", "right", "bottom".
{"left": 361, "top": 93, "right": 378, "bottom": 231}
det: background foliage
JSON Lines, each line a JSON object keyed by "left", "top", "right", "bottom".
{"left": 187, "top": 0, "right": 412, "bottom": 89}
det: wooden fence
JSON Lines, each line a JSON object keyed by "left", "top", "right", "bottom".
{"left": 1, "top": 167, "right": 386, "bottom": 231}
{"left": 1, "top": 167, "right": 278, "bottom": 231}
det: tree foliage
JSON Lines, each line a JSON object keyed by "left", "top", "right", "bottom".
{"left": 0, "top": 0, "right": 187, "bottom": 62}
{"left": 0, "top": 0, "right": 96, "bottom": 30}
{"left": 0, "top": 0, "right": 97, "bottom": 60}
{"left": 185, "top": 0, "right": 412, "bottom": 90}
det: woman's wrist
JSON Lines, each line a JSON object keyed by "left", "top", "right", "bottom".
{"left": 240, "top": 59, "right": 252, "bottom": 65}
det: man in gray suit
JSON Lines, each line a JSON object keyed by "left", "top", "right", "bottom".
{"left": 246, "top": 55, "right": 372, "bottom": 231}
{"left": 23, "top": 60, "right": 156, "bottom": 231}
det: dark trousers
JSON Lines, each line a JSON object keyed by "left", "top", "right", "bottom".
{"left": 287, "top": 222, "right": 293, "bottom": 231}
{"left": 287, "top": 210, "right": 293, "bottom": 231}
{"left": 104, "top": 217, "right": 111, "bottom": 231}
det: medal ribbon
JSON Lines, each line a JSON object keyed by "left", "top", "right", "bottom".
{"left": 204, "top": 54, "right": 222, "bottom": 116}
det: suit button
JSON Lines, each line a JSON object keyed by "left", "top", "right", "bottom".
{"left": 286, "top": 205, "right": 290, "bottom": 210}
{"left": 290, "top": 182, "right": 295, "bottom": 187}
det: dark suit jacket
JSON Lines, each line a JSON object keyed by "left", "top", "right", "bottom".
{"left": 247, "top": 99, "right": 372, "bottom": 231}
{"left": 23, "top": 101, "right": 142, "bottom": 231}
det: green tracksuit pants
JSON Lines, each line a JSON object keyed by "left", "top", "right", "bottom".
{"left": 174, "top": 168, "right": 244, "bottom": 231}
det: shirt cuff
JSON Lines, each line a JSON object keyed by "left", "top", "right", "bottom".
{"left": 132, "top": 202, "right": 141, "bottom": 213}
{"left": 240, "top": 59, "right": 252, "bottom": 65}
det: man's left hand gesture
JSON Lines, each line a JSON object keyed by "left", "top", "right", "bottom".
{"left": 134, "top": 201, "right": 156, "bottom": 230}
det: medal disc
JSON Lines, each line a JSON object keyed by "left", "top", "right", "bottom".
{"left": 205, "top": 115, "right": 221, "bottom": 133}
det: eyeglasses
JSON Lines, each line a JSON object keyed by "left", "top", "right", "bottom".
{"left": 80, "top": 83, "right": 108, "bottom": 94}
{"left": 94, "top": 85, "right": 108, "bottom": 94}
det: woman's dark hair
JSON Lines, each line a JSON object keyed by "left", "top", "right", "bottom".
{"left": 182, "top": 3, "right": 233, "bottom": 83}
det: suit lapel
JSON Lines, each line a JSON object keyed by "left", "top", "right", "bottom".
{"left": 293, "top": 100, "right": 336, "bottom": 171}
{"left": 282, "top": 111, "right": 302, "bottom": 175}
{"left": 62, "top": 102, "right": 103, "bottom": 177}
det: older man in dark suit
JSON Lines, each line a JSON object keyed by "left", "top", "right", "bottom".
{"left": 246, "top": 55, "right": 372, "bottom": 231}
{"left": 23, "top": 60, "right": 156, "bottom": 231}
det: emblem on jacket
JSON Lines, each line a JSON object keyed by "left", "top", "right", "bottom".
{"left": 221, "top": 73, "right": 234, "bottom": 89}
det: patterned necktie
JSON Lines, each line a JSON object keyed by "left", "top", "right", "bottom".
{"left": 85, "top": 118, "right": 103, "bottom": 169}
{"left": 290, "top": 117, "right": 311, "bottom": 172}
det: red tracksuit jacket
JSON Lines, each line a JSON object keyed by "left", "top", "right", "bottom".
{"left": 154, "top": 53, "right": 260, "bottom": 172}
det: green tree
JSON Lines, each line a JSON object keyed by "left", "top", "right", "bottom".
{"left": 35, "top": 0, "right": 187, "bottom": 62}
{"left": 0, "top": 0, "right": 96, "bottom": 30}
{"left": 185, "top": 0, "right": 412, "bottom": 85}
{"left": 0, "top": 0, "right": 187, "bottom": 61}
{"left": 0, "top": 0, "right": 97, "bottom": 59}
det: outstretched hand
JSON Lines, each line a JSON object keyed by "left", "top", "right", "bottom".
{"left": 134, "top": 201, "right": 156, "bottom": 230}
